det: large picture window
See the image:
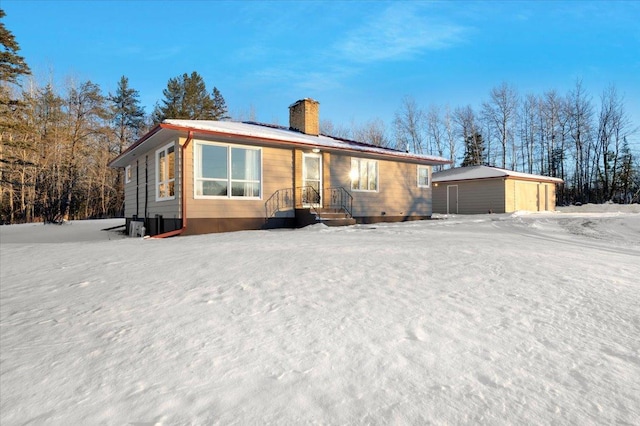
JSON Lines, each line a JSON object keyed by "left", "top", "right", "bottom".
{"left": 156, "top": 143, "right": 175, "bottom": 201}
{"left": 417, "top": 165, "right": 430, "bottom": 188}
{"left": 195, "top": 141, "right": 261, "bottom": 198}
{"left": 351, "top": 158, "right": 378, "bottom": 191}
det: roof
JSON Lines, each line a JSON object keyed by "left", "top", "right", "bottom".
{"left": 109, "top": 119, "right": 451, "bottom": 168}
{"left": 433, "top": 165, "right": 564, "bottom": 184}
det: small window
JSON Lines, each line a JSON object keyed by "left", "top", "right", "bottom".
{"left": 125, "top": 165, "right": 132, "bottom": 184}
{"left": 351, "top": 158, "right": 378, "bottom": 191}
{"left": 417, "top": 165, "right": 430, "bottom": 188}
{"left": 156, "top": 142, "right": 176, "bottom": 201}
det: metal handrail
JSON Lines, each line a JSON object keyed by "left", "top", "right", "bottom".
{"left": 296, "top": 186, "right": 322, "bottom": 218}
{"left": 264, "top": 187, "right": 294, "bottom": 220}
{"left": 324, "top": 187, "right": 353, "bottom": 218}
{"left": 265, "top": 186, "right": 353, "bottom": 220}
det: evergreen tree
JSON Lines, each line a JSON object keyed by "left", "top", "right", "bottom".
{"left": 108, "top": 76, "right": 146, "bottom": 215}
{"left": 1, "top": 8, "right": 31, "bottom": 133}
{"left": 108, "top": 76, "right": 145, "bottom": 154}
{"left": 211, "top": 86, "right": 229, "bottom": 120}
{"left": 461, "top": 131, "right": 486, "bottom": 167}
{"left": 152, "top": 71, "right": 228, "bottom": 123}
{"left": 615, "top": 137, "right": 635, "bottom": 203}
{"left": 0, "top": 9, "right": 30, "bottom": 84}
{"left": 0, "top": 9, "right": 32, "bottom": 223}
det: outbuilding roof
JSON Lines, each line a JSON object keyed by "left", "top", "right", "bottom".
{"left": 433, "top": 165, "right": 564, "bottom": 184}
{"left": 109, "top": 120, "right": 451, "bottom": 168}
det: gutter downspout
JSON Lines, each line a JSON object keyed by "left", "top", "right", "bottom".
{"left": 151, "top": 131, "right": 194, "bottom": 238}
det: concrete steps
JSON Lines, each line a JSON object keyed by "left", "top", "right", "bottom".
{"left": 295, "top": 208, "right": 356, "bottom": 227}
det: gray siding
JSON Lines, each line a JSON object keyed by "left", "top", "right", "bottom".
{"left": 122, "top": 138, "right": 182, "bottom": 221}
{"left": 433, "top": 179, "right": 505, "bottom": 214}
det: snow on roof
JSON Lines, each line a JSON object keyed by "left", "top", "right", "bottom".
{"left": 160, "top": 119, "right": 451, "bottom": 164}
{"left": 433, "top": 165, "right": 564, "bottom": 183}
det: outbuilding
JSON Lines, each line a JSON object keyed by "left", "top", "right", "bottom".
{"left": 432, "top": 165, "right": 563, "bottom": 214}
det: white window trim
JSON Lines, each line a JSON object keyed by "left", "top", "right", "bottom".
{"left": 155, "top": 142, "right": 176, "bottom": 201}
{"left": 350, "top": 157, "right": 379, "bottom": 192}
{"left": 193, "top": 140, "right": 263, "bottom": 200}
{"left": 125, "top": 165, "right": 132, "bottom": 184}
{"left": 417, "top": 165, "right": 431, "bottom": 188}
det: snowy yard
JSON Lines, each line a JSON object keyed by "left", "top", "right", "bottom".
{"left": 1, "top": 206, "right": 639, "bottom": 425}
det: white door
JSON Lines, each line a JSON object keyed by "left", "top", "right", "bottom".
{"left": 447, "top": 185, "right": 458, "bottom": 214}
{"left": 302, "top": 153, "right": 322, "bottom": 207}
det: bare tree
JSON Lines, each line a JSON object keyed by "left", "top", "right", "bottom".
{"left": 320, "top": 119, "right": 351, "bottom": 139}
{"left": 519, "top": 93, "right": 539, "bottom": 174}
{"left": 394, "top": 96, "right": 426, "bottom": 153}
{"left": 443, "top": 105, "right": 457, "bottom": 167}
{"left": 455, "top": 105, "right": 485, "bottom": 166}
{"left": 595, "top": 84, "right": 635, "bottom": 201}
{"left": 426, "top": 105, "right": 446, "bottom": 169}
{"left": 482, "top": 82, "right": 519, "bottom": 169}
{"left": 352, "top": 118, "right": 390, "bottom": 147}
{"left": 566, "top": 79, "right": 595, "bottom": 203}
{"left": 59, "top": 80, "right": 108, "bottom": 221}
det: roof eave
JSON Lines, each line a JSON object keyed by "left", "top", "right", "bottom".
{"left": 108, "top": 123, "right": 165, "bottom": 168}
{"left": 434, "top": 175, "right": 564, "bottom": 184}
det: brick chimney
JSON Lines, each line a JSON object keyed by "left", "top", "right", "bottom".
{"left": 289, "top": 98, "right": 319, "bottom": 136}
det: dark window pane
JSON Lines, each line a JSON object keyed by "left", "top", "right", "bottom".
{"left": 201, "top": 145, "right": 227, "bottom": 179}
{"left": 202, "top": 180, "right": 227, "bottom": 196}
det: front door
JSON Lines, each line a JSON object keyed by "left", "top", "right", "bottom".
{"left": 302, "top": 153, "right": 322, "bottom": 207}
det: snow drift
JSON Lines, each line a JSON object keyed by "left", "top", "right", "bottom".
{"left": 1, "top": 206, "right": 639, "bottom": 424}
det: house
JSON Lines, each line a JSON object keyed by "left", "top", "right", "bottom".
{"left": 109, "top": 99, "right": 451, "bottom": 236}
{"left": 432, "top": 165, "right": 564, "bottom": 214}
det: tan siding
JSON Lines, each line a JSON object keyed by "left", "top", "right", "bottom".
{"left": 293, "top": 149, "right": 303, "bottom": 189}
{"left": 322, "top": 152, "right": 331, "bottom": 192}
{"left": 511, "top": 180, "right": 558, "bottom": 211}
{"left": 330, "top": 154, "right": 432, "bottom": 217}
{"left": 549, "top": 182, "right": 557, "bottom": 210}
{"left": 186, "top": 143, "right": 294, "bottom": 219}
{"left": 504, "top": 179, "right": 516, "bottom": 212}
{"left": 513, "top": 180, "right": 540, "bottom": 211}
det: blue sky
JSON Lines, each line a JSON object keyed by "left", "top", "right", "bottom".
{"left": 4, "top": 0, "right": 640, "bottom": 145}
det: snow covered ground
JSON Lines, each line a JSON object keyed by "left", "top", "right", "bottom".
{"left": 1, "top": 205, "right": 639, "bottom": 425}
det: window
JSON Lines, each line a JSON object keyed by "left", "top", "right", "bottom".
{"left": 125, "top": 165, "right": 132, "bottom": 184}
{"left": 156, "top": 143, "right": 175, "bottom": 201}
{"left": 351, "top": 158, "right": 378, "bottom": 191}
{"left": 195, "top": 141, "right": 261, "bottom": 199}
{"left": 417, "top": 165, "right": 430, "bottom": 188}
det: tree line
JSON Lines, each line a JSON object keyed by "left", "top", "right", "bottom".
{"left": 1, "top": 73, "right": 229, "bottom": 225}
{"left": 1, "top": 9, "right": 232, "bottom": 224}
{"left": 323, "top": 80, "right": 639, "bottom": 205}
